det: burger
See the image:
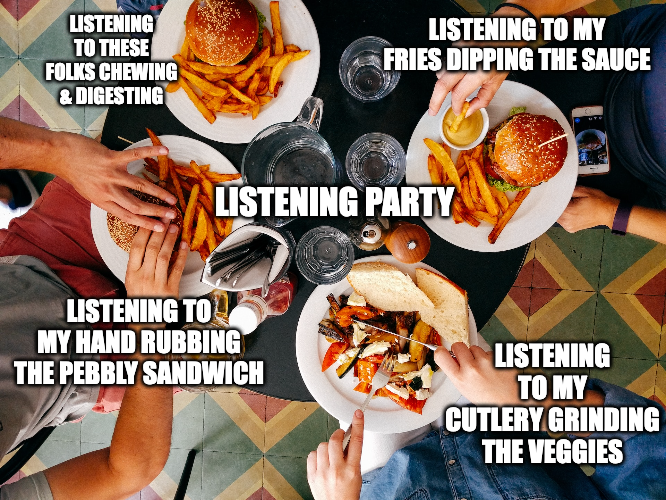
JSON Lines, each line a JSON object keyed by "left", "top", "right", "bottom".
{"left": 185, "top": 0, "right": 266, "bottom": 66}
{"left": 483, "top": 109, "right": 567, "bottom": 191}
{"left": 107, "top": 190, "right": 183, "bottom": 252}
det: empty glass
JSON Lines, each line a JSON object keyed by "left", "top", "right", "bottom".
{"left": 296, "top": 226, "right": 355, "bottom": 285}
{"left": 345, "top": 132, "right": 406, "bottom": 191}
{"left": 339, "top": 36, "right": 400, "bottom": 102}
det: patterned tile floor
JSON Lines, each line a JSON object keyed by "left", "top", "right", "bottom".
{"left": 1, "top": 0, "right": 665, "bottom": 499}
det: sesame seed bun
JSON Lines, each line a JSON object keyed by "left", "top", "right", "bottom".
{"left": 186, "top": 0, "right": 259, "bottom": 66}
{"left": 490, "top": 113, "right": 567, "bottom": 187}
{"left": 107, "top": 190, "right": 183, "bottom": 252}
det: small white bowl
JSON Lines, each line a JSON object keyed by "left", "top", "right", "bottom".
{"left": 438, "top": 105, "right": 489, "bottom": 151}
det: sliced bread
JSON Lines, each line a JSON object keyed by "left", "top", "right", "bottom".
{"left": 347, "top": 262, "right": 434, "bottom": 312}
{"left": 415, "top": 268, "right": 470, "bottom": 345}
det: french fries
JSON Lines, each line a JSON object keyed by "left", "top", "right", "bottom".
{"left": 449, "top": 101, "right": 470, "bottom": 134}
{"left": 170, "top": 1, "right": 308, "bottom": 122}
{"left": 424, "top": 138, "right": 461, "bottom": 192}
{"left": 146, "top": 128, "right": 168, "bottom": 181}
{"left": 425, "top": 139, "right": 531, "bottom": 244}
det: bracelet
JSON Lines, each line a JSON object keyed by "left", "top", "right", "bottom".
{"left": 611, "top": 200, "right": 633, "bottom": 236}
{"left": 493, "top": 3, "right": 541, "bottom": 35}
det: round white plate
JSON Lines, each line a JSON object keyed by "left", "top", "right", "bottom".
{"left": 152, "top": 0, "right": 321, "bottom": 144}
{"left": 296, "top": 255, "right": 485, "bottom": 434}
{"left": 405, "top": 81, "right": 578, "bottom": 252}
{"left": 90, "top": 135, "right": 251, "bottom": 298}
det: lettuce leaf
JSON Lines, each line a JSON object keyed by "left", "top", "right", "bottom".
{"left": 487, "top": 176, "right": 529, "bottom": 192}
{"left": 509, "top": 106, "right": 526, "bottom": 116}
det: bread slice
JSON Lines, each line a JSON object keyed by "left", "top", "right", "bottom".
{"left": 415, "top": 268, "right": 470, "bottom": 345}
{"left": 347, "top": 262, "right": 434, "bottom": 312}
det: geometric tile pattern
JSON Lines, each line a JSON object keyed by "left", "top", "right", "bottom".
{"left": 2, "top": 0, "right": 664, "bottom": 499}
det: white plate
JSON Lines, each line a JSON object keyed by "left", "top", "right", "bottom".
{"left": 296, "top": 255, "right": 485, "bottom": 434}
{"left": 90, "top": 135, "right": 251, "bottom": 298}
{"left": 405, "top": 81, "right": 578, "bottom": 252}
{"left": 152, "top": 0, "right": 321, "bottom": 144}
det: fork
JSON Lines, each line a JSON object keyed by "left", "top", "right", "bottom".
{"left": 342, "top": 352, "right": 395, "bottom": 452}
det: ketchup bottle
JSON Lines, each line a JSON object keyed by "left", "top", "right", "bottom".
{"left": 229, "top": 272, "right": 298, "bottom": 335}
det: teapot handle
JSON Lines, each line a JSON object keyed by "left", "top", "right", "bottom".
{"left": 296, "top": 96, "right": 323, "bottom": 131}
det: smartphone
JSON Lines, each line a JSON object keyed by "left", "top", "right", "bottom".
{"left": 571, "top": 106, "right": 610, "bottom": 176}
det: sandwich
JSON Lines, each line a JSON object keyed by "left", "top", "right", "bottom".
{"left": 107, "top": 190, "right": 183, "bottom": 252}
{"left": 483, "top": 110, "right": 567, "bottom": 192}
{"left": 346, "top": 262, "right": 469, "bottom": 345}
{"left": 185, "top": 0, "right": 266, "bottom": 67}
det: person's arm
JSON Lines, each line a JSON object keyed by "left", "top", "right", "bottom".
{"left": 428, "top": 0, "right": 594, "bottom": 117}
{"left": 43, "top": 222, "right": 188, "bottom": 500}
{"left": 557, "top": 186, "right": 666, "bottom": 245}
{"left": 434, "top": 343, "right": 604, "bottom": 434}
{"left": 307, "top": 410, "right": 364, "bottom": 500}
{"left": 0, "top": 118, "right": 177, "bottom": 231}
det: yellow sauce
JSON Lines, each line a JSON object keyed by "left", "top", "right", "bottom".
{"left": 443, "top": 108, "right": 484, "bottom": 147}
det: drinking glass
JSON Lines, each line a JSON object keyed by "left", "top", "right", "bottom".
{"left": 339, "top": 36, "right": 400, "bottom": 102}
{"left": 345, "top": 132, "right": 406, "bottom": 190}
{"left": 296, "top": 226, "right": 355, "bottom": 285}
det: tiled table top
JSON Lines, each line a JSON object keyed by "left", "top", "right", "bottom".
{"left": 1, "top": 0, "right": 664, "bottom": 498}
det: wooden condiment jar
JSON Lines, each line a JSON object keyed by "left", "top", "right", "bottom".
{"left": 384, "top": 221, "right": 430, "bottom": 264}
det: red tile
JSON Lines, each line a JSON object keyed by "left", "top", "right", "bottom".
{"left": 649, "top": 395, "right": 665, "bottom": 411}
{"left": 262, "top": 487, "right": 277, "bottom": 500}
{"left": 238, "top": 392, "right": 267, "bottom": 422}
{"left": 634, "top": 295, "right": 666, "bottom": 326}
{"left": 0, "top": 0, "right": 17, "bottom": 21}
{"left": 19, "top": 96, "right": 49, "bottom": 128}
{"left": 247, "top": 487, "right": 264, "bottom": 500}
{"left": 508, "top": 286, "right": 531, "bottom": 317}
{"left": 636, "top": 269, "right": 666, "bottom": 296}
{"left": 0, "top": 95, "right": 19, "bottom": 120}
{"left": 265, "top": 396, "right": 291, "bottom": 422}
{"left": 1, "top": 470, "right": 25, "bottom": 487}
{"left": 17, "top": 0, "right": 39, "bottom": 21}
{"left": 513, "top": 259, "right": 534, "bottom": 287}
{"left": 531, "top": 259, "right": 561, "bottom": 290}
{"left": 529, "top": 288, "right": 560, "bottom": 316}
{"left": 140, "top": 486, "right": 161, "bottom": 500}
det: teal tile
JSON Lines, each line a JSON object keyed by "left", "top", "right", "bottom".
{"left": 19, "top": 0, "right": 84, "bottom": 59}
{"left": 594, "top": 293, "right": 661, "bottom": 360}
{"left": 327, "top": 412, "right": 340, "bottom": 440}
{"left": 28, "top": 172, "right": 56, "bottom": 195}
{"left": 81, "top": 410, "right": 117, "bottom": 445}
{"left": 0, "top": 56, "right": 17, "bottom": 76}
{"left": 528, "top": 291, "right": 597, "bottom": 342}
{"left": 266, "top": 455, "right": 312, "bottom": 500}
{"left": 481, "top": 313, "right": 527, "bottom": 346}
{"left": 19, "top": 58, "right": 85, "bottom": 128}
{"left": 599, "top": 233, "right": 659, "bottom": 290}
{"left": 203, "top": 394, "right": 262, "bottom": 454}
{"left": 266, "top": 407, "right": 328, "bottom": 458}
{"left": 0, "top": 36, "right": 16, "bottom": 58}
{"left": 202, "top": 451, "right": 262, "bottom": 499}
{"left": 35, "top": 439, "right": 80, "bottom": 468}
{"left": 590, "top": 358, "right": 657, "bottom": 390}
{"left": 163, "top": 449, "right": 203, "bottom": 500}
{"left": 81, "top": 442, "right": 107, "bottom": 454}
{"left": 172, "top": 394, "right": 204, "bottom": 451}
{"left": 543, "top": 227, "right": 604, "bottom": 290}
{"left": 48, "top": 421, "right": 81, "bottom": 442}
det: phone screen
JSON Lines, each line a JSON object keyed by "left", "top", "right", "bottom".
{"left": 573, "top": 114, "right": 609, "bottom": 167}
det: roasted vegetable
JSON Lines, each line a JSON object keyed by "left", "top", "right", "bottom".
{"left": 336, "top": 306, "right": 380, "bottom": 328}
{"left": 327, "top": 293, "right": 341, "bottom": 314}
{"left": 318, "top": 319, "right": 350, "bottom": 344}
{"left": 410, "top": 320, "right": 432, "bottom": 369}
{"left": 322, "top": 342, "right": 348, "bottom": 372}
{"left": 392, "top": 361, "right": 419, "bottom": 373}
{"left": 336, "top": 345, "right": 365, "bottom": 379}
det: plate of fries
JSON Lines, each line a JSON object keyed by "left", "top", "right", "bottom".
{"left": 152, "top": 0, "right": 320, "bottom": 143}
{"left": 406, "top": 81, "right": 577, "bottom": 252}
{"left": 90, "top": 134, "right": 252, "bottom": 297}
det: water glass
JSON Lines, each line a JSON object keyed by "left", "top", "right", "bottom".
{"left": 339, "top": 36, "right": 400, "bottom": 102}
{"left": 296, "top": 226, "right": 355, "bottom": 285}
{"left": 345, "top": 132, "right": 406, "bottom": 191}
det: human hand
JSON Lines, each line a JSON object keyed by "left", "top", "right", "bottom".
{"left": 429, "top": 66, "right": 508, "bottom": 117}
{"left": 434, "top": 343, "right": 521, "bottom": 406}
{"left": 557, "top": 186, "right": 619, "bottom": 233}
{"left": 53, "top": 132, "right": 178, "bottom": 231}
{"left": 125, "top": 222, "right": 188, "bottom": 299}
{"left": 307, "top": 410, "right": 364, "bottom": 500}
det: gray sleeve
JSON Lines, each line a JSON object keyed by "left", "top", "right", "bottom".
{"left": 0, "top": 472, "right": 54, "bottom": 500}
